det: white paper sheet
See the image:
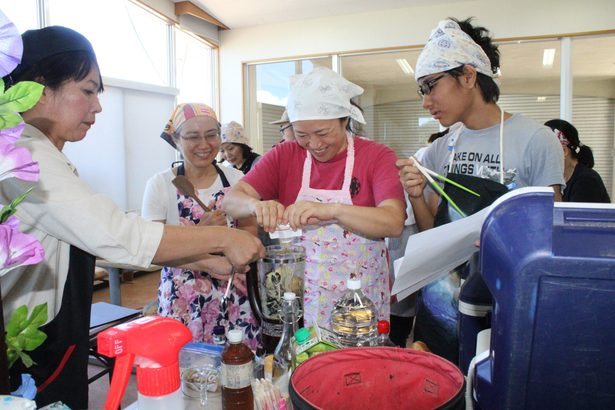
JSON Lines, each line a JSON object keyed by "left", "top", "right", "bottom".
{"left": 392, "top": 187, "right": 552, "bottom": 299}
{"left": 392, "top": 207, "right": 489, "bottom": 299}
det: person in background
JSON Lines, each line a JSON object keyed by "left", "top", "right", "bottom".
{"left": 224, "top": 67, "right": 405, "bottom": 327}
{"left": 396, "top": 18, "right": 564, "bottom": 362}
{"left": 219, "top": 121, "right": 262, "bottom": 174}
{"left": 387, "top": 128, "right": 450, "bottom": 347}
{"left": 545, "top": 119, "right": 611, "bottom": 203}
{"left": 270, "top": 110, "right": 295, "bottom": 144}
{"left": 0, "top": 26, "right": 264, "bottom": 409}
{"left": 142, "top": 104, "right": 260, "bottom": 348}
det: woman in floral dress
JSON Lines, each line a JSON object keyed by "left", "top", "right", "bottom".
{"left": 142, "top": 103, "right": 260, "bottom": 349}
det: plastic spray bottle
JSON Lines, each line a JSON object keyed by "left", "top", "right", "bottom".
{"left": 97, "top": 316, "right": 192, "bottom": 410}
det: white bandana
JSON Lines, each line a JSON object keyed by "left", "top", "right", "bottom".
{"left": 415, "top": 19, "right": 495, "bottom": 80}
{"left": 287, "top": 67, "right": 365, "bottom": 124}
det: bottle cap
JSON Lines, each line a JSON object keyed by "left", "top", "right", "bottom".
{"left": 347, "top": 278, "right": 361, "bottom": 290}
{"left": 283, "top": 291, "right": 296, "bottom": 300}
{"left": 294, "top": 328, "right": 310, "bottom": 344}
{"left": 377, "top": 320, "right": 390, "bottom": 335}
{"left": 213, "top": 325, "right": 225, "bottom": 336}
{"left": 227, "top": 329, "right": 243, "bottom": 343}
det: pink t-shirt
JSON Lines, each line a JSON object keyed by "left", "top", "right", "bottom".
{"left": 242, "top": 137, "right": 404, "bottom": 207}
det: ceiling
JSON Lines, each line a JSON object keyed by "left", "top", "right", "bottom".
{"left": 182, "top": 1, "right": 615, "bottom": 97}
{"left": 183, "top": 0, "right": 466, "bottom": 29}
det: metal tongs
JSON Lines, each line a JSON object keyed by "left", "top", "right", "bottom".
{"left": 410, "top": 156, "right": 480, "bottom": 218}
{"left": 223, "top": 265, "right": 236, "bottom": 303}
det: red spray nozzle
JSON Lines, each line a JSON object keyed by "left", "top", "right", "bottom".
{"left": 98, "top": 316, "right": 192, "bottom": 410}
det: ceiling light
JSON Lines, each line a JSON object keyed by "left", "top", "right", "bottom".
{"left": 543, "top": 49, "right": 556, "bottom": 67}
{"left": 537, "top": 97, "right": 547, "bottom": 102}
{"left": 396, "top": 59, "right": 414, "bottom": 75}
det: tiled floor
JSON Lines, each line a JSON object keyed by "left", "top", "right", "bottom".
{"left": 88, "top": 269, "right": 160, "bottom": 409}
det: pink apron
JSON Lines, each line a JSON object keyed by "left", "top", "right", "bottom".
{"left": 297, "top": 134, "right": 390, "bottom": 328}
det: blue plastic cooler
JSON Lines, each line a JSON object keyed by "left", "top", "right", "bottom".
{"left": 473, "top": 188, "right": 615, "bottom": 410}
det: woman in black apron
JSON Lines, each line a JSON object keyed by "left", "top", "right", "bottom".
{"left": 397, "top": 18, "right": 564, "bottom": 362}
{"left": 2, "top": 27, "right": 264, "bottom": 408}
{"left": 142, "top": 104, "right": 260, "bottom": 349}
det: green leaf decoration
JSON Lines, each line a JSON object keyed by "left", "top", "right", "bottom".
{"left": 0, "top": 81, "right": 44, "bottom": 113}
{"left": 0, "top": 111, "right": 22, "bottom": 129}
{"left": 5, "top": 303, "right": 48, "bottom": 369}
{"left": 0, "top": 186, "right": 34, "bottom": 224}
{"left": 5, "top": 305, "right": 28, "bottom": 337}
{"left": 0, "top": 78, "right": 4, "bottom": 94}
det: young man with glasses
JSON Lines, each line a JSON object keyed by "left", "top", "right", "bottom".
{"left": 395, "top": 18, "right": 564, "bottom": 363}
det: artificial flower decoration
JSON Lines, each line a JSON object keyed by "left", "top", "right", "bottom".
{"left": 0, "top": 215, "right": 44, "bottom": 278}
{"left": 0, "top": 11, "right": 22, "bottom": 78}
{"left": 0, "top": 135, "right": 38, "bottom": 182}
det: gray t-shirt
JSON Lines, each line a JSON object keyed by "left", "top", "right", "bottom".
{"left": 422, "top": 113, "right": 564, "bottom": 189}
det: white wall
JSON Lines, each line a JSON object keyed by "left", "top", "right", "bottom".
{"left": 64, "top": 79, "right": 177, "bottom": 211}
{"left": 218, "top": 0, "right": 615, "bottom": 124}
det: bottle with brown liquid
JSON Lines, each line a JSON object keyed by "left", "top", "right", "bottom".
{"left": 221, "top": 329, "right": 254, "bottom": 409}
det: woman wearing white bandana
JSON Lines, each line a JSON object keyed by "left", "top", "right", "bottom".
{"left": 224, "top": 67, "right": 406, "bottom": 328}
{"left": 395, "top": 18, "right": 564, "bottom": 363}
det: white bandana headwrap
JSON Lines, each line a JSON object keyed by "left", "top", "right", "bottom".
{"left": 287, "top": 67, "right": 365, "bottom": 124}
{"left": 415, "top": 19, "right": 495, "bottom": 80}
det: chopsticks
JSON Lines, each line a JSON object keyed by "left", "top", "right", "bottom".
{"left": 410, "top": 157, "right": 480, "bottom": 218}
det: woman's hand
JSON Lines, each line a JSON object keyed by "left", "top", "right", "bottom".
{"left": 396, "top": 158, "right": 427, "bottom": 198}
{"left": 221, "top": 228, "right": 266, "bottom": 269}
{"left": 198, "top": 210, "right": 228, "bottom": 226}
{"left": 204, "top": 260, "right": 249, "bottom": 295}
{"left": 284, "top": 201, "right": 336, "bottom": 230}
{"left": 250, "top": 199, "right": 285, "bottom": 232}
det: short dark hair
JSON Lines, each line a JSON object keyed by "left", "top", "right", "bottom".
{"left": 8, "top": 50, "right": 104, "bottom": 92}
{"left": 448, "top": 17, "right": 500, "bottom": 103}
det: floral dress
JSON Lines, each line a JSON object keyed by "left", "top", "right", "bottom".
{"left": 157, "top": 164, "right": 260, "bottom": 349}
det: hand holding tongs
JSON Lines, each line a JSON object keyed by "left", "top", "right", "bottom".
{"left": 410, "top": 156, "right": 480, "bottom": 218}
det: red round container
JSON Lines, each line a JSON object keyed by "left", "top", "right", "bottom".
{"left": 289, "top": 347, "right": 465, "bottom": 410}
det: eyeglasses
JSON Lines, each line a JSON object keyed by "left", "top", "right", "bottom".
{"left": 179, "top": 132, "right": 220, "bottom": 144}
{"left": 417, "top": 73, "right": 449, "bottom": 97}
{"left": 279, "top": 124, "right": 292, "bottom": 136}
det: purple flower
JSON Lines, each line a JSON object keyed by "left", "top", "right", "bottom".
{"left": 0, "top": 124, "right": 25, "bottom": 142}
{"left": 0, "top": 135, "right": 39, "bottom": 182}
{"left": 0, "top": 216, "right": 44, "bottom": 277}
{"left": 0, "top": 10, "right": 22, "bottom": 78}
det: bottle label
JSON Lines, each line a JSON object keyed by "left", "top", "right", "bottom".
{"left": 221, "top": 362, "right": 253, "bottom": 389}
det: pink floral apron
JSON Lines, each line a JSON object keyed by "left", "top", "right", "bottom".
{"left": 157, "top": 163, "right": 260, "bottom": 349}
{"left": 297, "top": 135, "right": 390, "bottom": 328}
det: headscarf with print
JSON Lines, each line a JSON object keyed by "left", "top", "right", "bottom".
{"left": 286, "top": 67, "right": 365, "bottom": 124}
{"left": 161, "top": 103, "right": 217, "bottom": 149}
{"left": 415, "top": 19, "right": 496, "bottom": 80}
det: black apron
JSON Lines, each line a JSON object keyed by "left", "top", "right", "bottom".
{"left": 414, "top": 173, "right": 508, "bottom": 364}
{"left": 10, "top": 246, "right": 95, "bottom": 409}
{"left": 176, "top": 162, "right": 230, "bottom": 188}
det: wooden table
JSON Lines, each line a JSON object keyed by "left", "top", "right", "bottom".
{"left": 95, "top": 259, "right": 160, "bottom": 306}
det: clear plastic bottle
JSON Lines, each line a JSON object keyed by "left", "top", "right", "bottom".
{"left": 376, "top": 320, "right": 396, "bottom": 347}
{"left": 273, "top": 292, "right": 298, "bottom": 381}
{"left": 221, "top": 329, "right": 254, "bottom": 410}
{"left": 330, "top": 278, "right": 378, "bottom": 347}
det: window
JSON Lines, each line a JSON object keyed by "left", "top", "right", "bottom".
{"left": 175, "top": 27, "right": 215, "bottom": 107}
{"left": 0, "top": 0, "right": 39, "bottom": 32}
{"left": 47, "top": 0, "right": 170, "bottom": 86}
{"left": 340, "top": 50, "right": 430, "bottom": 159}
{"left": 245, "top": 58, "right": 332, "bottom": 153}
